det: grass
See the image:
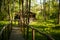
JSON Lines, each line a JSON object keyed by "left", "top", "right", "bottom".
{"left": 0, "top": 20, "right": 18, "bottom": 31}
{"left": 28, "top": 27, "right": 48, "bottom": 40}
{"left": 0, "top": 21, "right": 10, "bottom": 31}
{"left": 29, "top": 20, "right": 60, "bottom": 40}
{"left": 27, "top": 26, "right": 60, "bottom": 40}
{"left": 0, "top": 20, "right": 60, "bottom": 40}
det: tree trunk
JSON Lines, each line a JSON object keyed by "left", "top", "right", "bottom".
{"left": 26, "top": 0, "right": 29, "bottom": 40}
{"left": 19, "top": 0, "right": 24, "bottom": 26}
{"left": 59, "top": 0, "right": 60, "bottom": 24}
{"left": 28, "top": 0, "right": 31, "bottom": 23}
{"left": 43, "top": 0, "right": 46, "bottom": 21}
{"left": 22, "top": 0, "right": 24, "bottom": 25}
{"left": 0, "top": 0, "right": 2, "bottom": 12}
{"left": 8, "top": 0, "right": 10, "bottom": 21}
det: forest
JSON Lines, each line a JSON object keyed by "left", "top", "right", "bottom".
{"left": 0, "top": 0, "right": 60, "bottom": 40}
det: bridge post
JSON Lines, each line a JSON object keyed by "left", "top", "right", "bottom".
{"left": 32, "top": 29, "right": 35, "bottom": 40}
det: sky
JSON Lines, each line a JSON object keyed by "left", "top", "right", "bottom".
{"left": 36, "top": 0, "right": 40, "bottom": 4}
{"left": 36, "top": 0, "right": 43, "bottom": 4}
{"left": 31, "top": 0, "right": 43, "bottom": 6}
{"left": 31, "top": 0, "right": 52, "bottom": 6}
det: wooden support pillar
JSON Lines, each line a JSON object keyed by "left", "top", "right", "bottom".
{"left": 32, "top": 29, "right": 35, "bottom": 40}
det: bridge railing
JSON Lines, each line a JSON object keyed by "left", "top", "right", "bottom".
{"left": 29, "top": 26, "right": 55, "bottom": 40}
{"left": 0, "top": 24, "right": 12, "bottom": 40}
{"left": 21, "top": 25, "right": 55, "bottom": 40}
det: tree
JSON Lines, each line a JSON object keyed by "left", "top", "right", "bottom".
{"left": 58, "top": 0, "right": 60, "bottom": 24}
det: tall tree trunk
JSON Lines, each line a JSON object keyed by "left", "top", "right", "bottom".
{"left": 28, "top": 0, "right": 31, "bottom": 23}
{"left": 57, "top": 0, "right": 60, "bottom": 24}
{"left": 26, "top": 0, "right": 28, "bottom": 24}
{"left": 22, "top": 0, "right": 24, "bottom": 25}
{"left": 19, "top": 0, "right": 23, "bottom": 26}
{"left": 43, "top": 0, "right": 46, "bottom": 21}
{"left": 48, "top": 0, "right": 50, "bottom": 20}
{"left": 12, "top": 0, "right": 15, "bottom": 21}
{"left": 8, "top": 0, "right": 10, "bottom": 21}
{"left": 59, "top": 0, "right": 60, "bottom": 24}
{"left": 26, "top": 0, "right": 29, "bottom": 40}
{"left": 0, "top": 0, "right": 2, "bottom": 12}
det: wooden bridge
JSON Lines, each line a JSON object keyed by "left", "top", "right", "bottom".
{"left": 0, "top": 0, "right": 58, "bottom": 40}
{"left": 9, "top": 27, "right": 24, "bottom": 40}
{"left": 0, "top": 23, "right": 55, "bottom": 40}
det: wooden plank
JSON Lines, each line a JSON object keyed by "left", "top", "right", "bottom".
{"left": 9, "top": 27, "right": 25, "bottom": 40}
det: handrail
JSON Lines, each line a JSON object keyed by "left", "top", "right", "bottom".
{"left": 0, "top": 25, "right": 7, "bottom": 36}
{"left": 22, "top": 25, "right": 55, "bottom": 40}
{"left": 29, "top": 26, "right": 55, "bottom": 40}
{"left": 0, "top": 24, "right": 12, "bottom": 40}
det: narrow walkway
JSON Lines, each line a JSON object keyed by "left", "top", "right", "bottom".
{"left": 9, "top": 27, "right": 25, "bottom": 40}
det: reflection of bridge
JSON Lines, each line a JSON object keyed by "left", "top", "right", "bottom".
{"left": 0, "top": 0, "right": 55, "bottom": 40}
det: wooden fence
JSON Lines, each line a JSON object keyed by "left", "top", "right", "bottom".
{"left": 21, "top": 25, "right": 55, "bottom": 40}
{"left": 0, "top": 24, "right": 12, "bottom": 40}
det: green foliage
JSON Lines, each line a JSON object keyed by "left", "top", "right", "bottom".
{"left": 0, "top": 21, "right": 9, "bottom": 31}
{"left": 0, "top": 0, "right": 22, "bottom": 20}
{"left": 0, "top": 0, "right": 60, "bottom": 40}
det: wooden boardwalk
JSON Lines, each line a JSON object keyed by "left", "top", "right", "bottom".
{"left": 9, "top": 27, "right": 25, "bottom": 40}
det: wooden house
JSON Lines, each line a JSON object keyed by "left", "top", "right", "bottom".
{"left": 14, "top": 11, "right": 36, "bottom": 22}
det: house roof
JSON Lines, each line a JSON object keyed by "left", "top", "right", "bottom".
{"left": 15, "top": 11, "right": 36, "bottom": 16}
